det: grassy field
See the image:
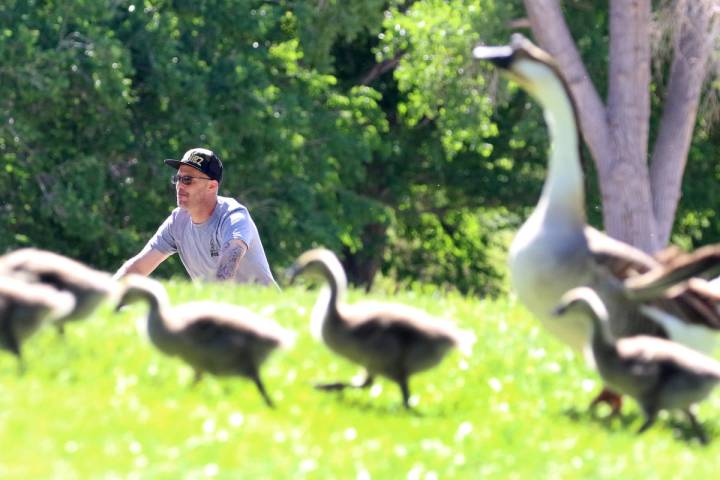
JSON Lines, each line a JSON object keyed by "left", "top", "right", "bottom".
{"left": 1, "top": 278, "right": 720, "bottom": 478}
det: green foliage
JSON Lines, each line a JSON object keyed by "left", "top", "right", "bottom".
{"left": 0, "top": 0, "right": 135, "bottom": 264}
{"left": 671, "top": 125, "right": 720, "bottom": 248}
{"left": 385, "top": 206, "right": 515, "bottom": 296}
{"left": 0, "top": 0, "right": 539, "bottom": 294}
{"left": 2, "top": 282, "right": 720, "bottom": 477}
{"left": 381, "top": 0, "right": 509, "bottom": 158}
{"left": 0, "top": 0, "right": 390, "bottom": 278}
{"left": 2, "top": 0, "right": 718, "bottom": 294}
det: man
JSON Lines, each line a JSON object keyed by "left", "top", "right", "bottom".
{"left": 114, "top": 147, "right": 277, "bottom": 287}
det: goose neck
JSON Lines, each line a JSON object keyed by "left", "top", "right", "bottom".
{"left": 535, "top": 78, "right": 585, "bottom": 220}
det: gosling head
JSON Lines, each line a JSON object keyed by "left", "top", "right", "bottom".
{"left": 115, "top": 274, "right": 168, "bottom": 312}
{"left": 553, "top": 286, "right": 612, "bottom": 343}
{"left": 286, "top": 248, "right": 345, "bottom": 286}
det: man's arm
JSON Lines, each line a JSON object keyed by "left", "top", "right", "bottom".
{"left": 113, "top": 246, "right": 170, "bottom": 280}
{"left": 216, "top": 239, "right": 249, "bottom": 281}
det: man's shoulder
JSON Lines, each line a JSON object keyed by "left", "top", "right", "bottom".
{"left": 217, "top": 196, "right": 249, "bottom": 216}
{"left": 168, "top": 207, "right": 191, "bottom": 222}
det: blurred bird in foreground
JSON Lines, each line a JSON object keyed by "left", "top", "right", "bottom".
{"left": 473, "top": 34, "right": 720, "bottom": 412}
{"left": 0, "top": 248, "right": 117, "bottom": 334}
{"left": 555, "top": 286, "right": 720, "bottom": 444}
{"left": 288, "top": 248, "right": 475, "bottom": 409}
{"left": 115, "top": 274, "right": 295, "bottom": 407}
{"left": 0, "top": 275, "right": 75, "bottom": 370}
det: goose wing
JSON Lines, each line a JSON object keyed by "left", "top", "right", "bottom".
{"left": 584, "top": 226, "right": 658, "bottom": 278}
{"left": 625, "top": 244, "right": 720, "bottom": 299}
{"left": 617, "top": 335, "right": 720, "bottom": 379}
{"left": 586, "top": 227, "right": 720, "bottom": 332}
{"left": 652, "top": 279, "right": 720, "bottom": 329}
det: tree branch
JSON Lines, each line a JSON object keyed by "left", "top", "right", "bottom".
{"left": 359, "top": 53, "right": 403, "bottom": 85}
{"left": 651, "top": 0, "right": 718, "bottom": 245}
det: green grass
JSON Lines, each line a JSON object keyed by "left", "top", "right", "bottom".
{"left": 2, "top": 279, "right": 720, "bottom": 478}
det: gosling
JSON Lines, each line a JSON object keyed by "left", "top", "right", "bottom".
{"left": 554, "top": 286, "right": 720, "bottom": 444}
{"left": 0, "top": 276, "right": 75, "bottom": 365}
{"left": 288, "top": 248, "right": 474, "bottom": 409}
{"left": 0, "top": 248, "right": 116, "bottom": 333}
{"left": 115, "top": 274, "right": 295, "bottom": 407}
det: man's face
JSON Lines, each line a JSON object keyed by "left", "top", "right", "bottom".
{"left": 175, "top": 165, "right": 213, "bottom": 209}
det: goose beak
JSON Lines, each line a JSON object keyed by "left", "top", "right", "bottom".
{"left": 472, "top": 44, "right": 514, "bottom": 68}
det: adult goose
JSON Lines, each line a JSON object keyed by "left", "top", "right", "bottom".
{"left": 115, "top": 274, "right": 295, "bottom": 407}
{"left": 473, "top": 35, "right": 720, "bottom": 408}
{"left": 288, "top": 248, "right": 474, "bottom": 409}
{"left": 0, "top": 248, "right": 117, "bottom": 333}
{"left": 0, "top": 275, "right": 75, "bottom": 365}
{"left": 555, "top": 286, "right": 720, "bottom": 444}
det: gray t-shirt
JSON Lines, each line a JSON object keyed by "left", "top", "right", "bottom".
{"left": 148, "top": 196, "right": 277, "bottom": 286}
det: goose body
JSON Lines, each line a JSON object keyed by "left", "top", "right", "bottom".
{"left": 289, "top": 248, "right": 474, "bottom": 408}
{"left": 116, "top": 275, "right": 294, "bottom": 407}
{"left": 473, "top": 36, "right": 720, "bottom": 356}
{"left": 0, "top": 276, "right": 75, "bottom": 359}
{"left": 0, "top": 248, "right": 116, "bottom": 330}
{"left": 555, "top": 287, "right": 720, "bottom": 443}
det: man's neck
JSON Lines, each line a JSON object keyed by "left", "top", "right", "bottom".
{"left": 189, "top": 197, "right": 218, "bottom": 224}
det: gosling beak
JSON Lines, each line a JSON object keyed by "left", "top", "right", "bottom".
{"left": 284, "top": 264, "right": 300, "bottom": 287}
{"left": 552, "top": 303, "right": 570, "bottom": 317}
{"left": 114, "top": 299, "right": 129, "bottom": 313}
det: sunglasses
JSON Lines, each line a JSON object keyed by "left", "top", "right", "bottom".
{"left": 171, "top": 174, "right": 212, "bottom": 186}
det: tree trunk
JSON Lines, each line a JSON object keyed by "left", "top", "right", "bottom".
{"left": 604, "top": 0, "right": 657, "bottom": 252}
{"left": 341, "top": 222, "right": 388, "bottom": 292}
{"left": 524, "top": 0, "right": 714, "bottom": 254}
{"left": 650, "top": 1, "right": 716, "bottom": 245}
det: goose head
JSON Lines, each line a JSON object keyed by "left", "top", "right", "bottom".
{"left": 473, "top": 34, "right": 572, "bottom": 109}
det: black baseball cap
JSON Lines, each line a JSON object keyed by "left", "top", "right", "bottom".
{"left": 164, "top": 147, "right": 223, "bottom": 183}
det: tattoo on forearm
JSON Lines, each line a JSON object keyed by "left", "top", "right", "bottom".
{"left": 216, "top": 241, "right": 248, "bottom": 280}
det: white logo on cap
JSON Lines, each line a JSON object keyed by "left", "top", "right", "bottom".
{"left": 188, "top": 154, "right": 205, "bottom": 166}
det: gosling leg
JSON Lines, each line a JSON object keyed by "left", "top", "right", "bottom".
{"left": 54, "top": 322, "right": 67, "bottom": 337}
{"left": 250, "top": 371, "right": 275, "bottom": 408}
{"left": 2, "top": 319, "right": 25, "bottom": 374}
{"left": 399, "top": 375, "right": 411, "bottom": 409}
{"left": 192, "top": 369, "right": 204, "bottom": 386}
{"left": 637, "top": 409, "right": 658, "bottom": 435}
{"left": 684, "top": 408, "right": 708, "bottom": 445}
